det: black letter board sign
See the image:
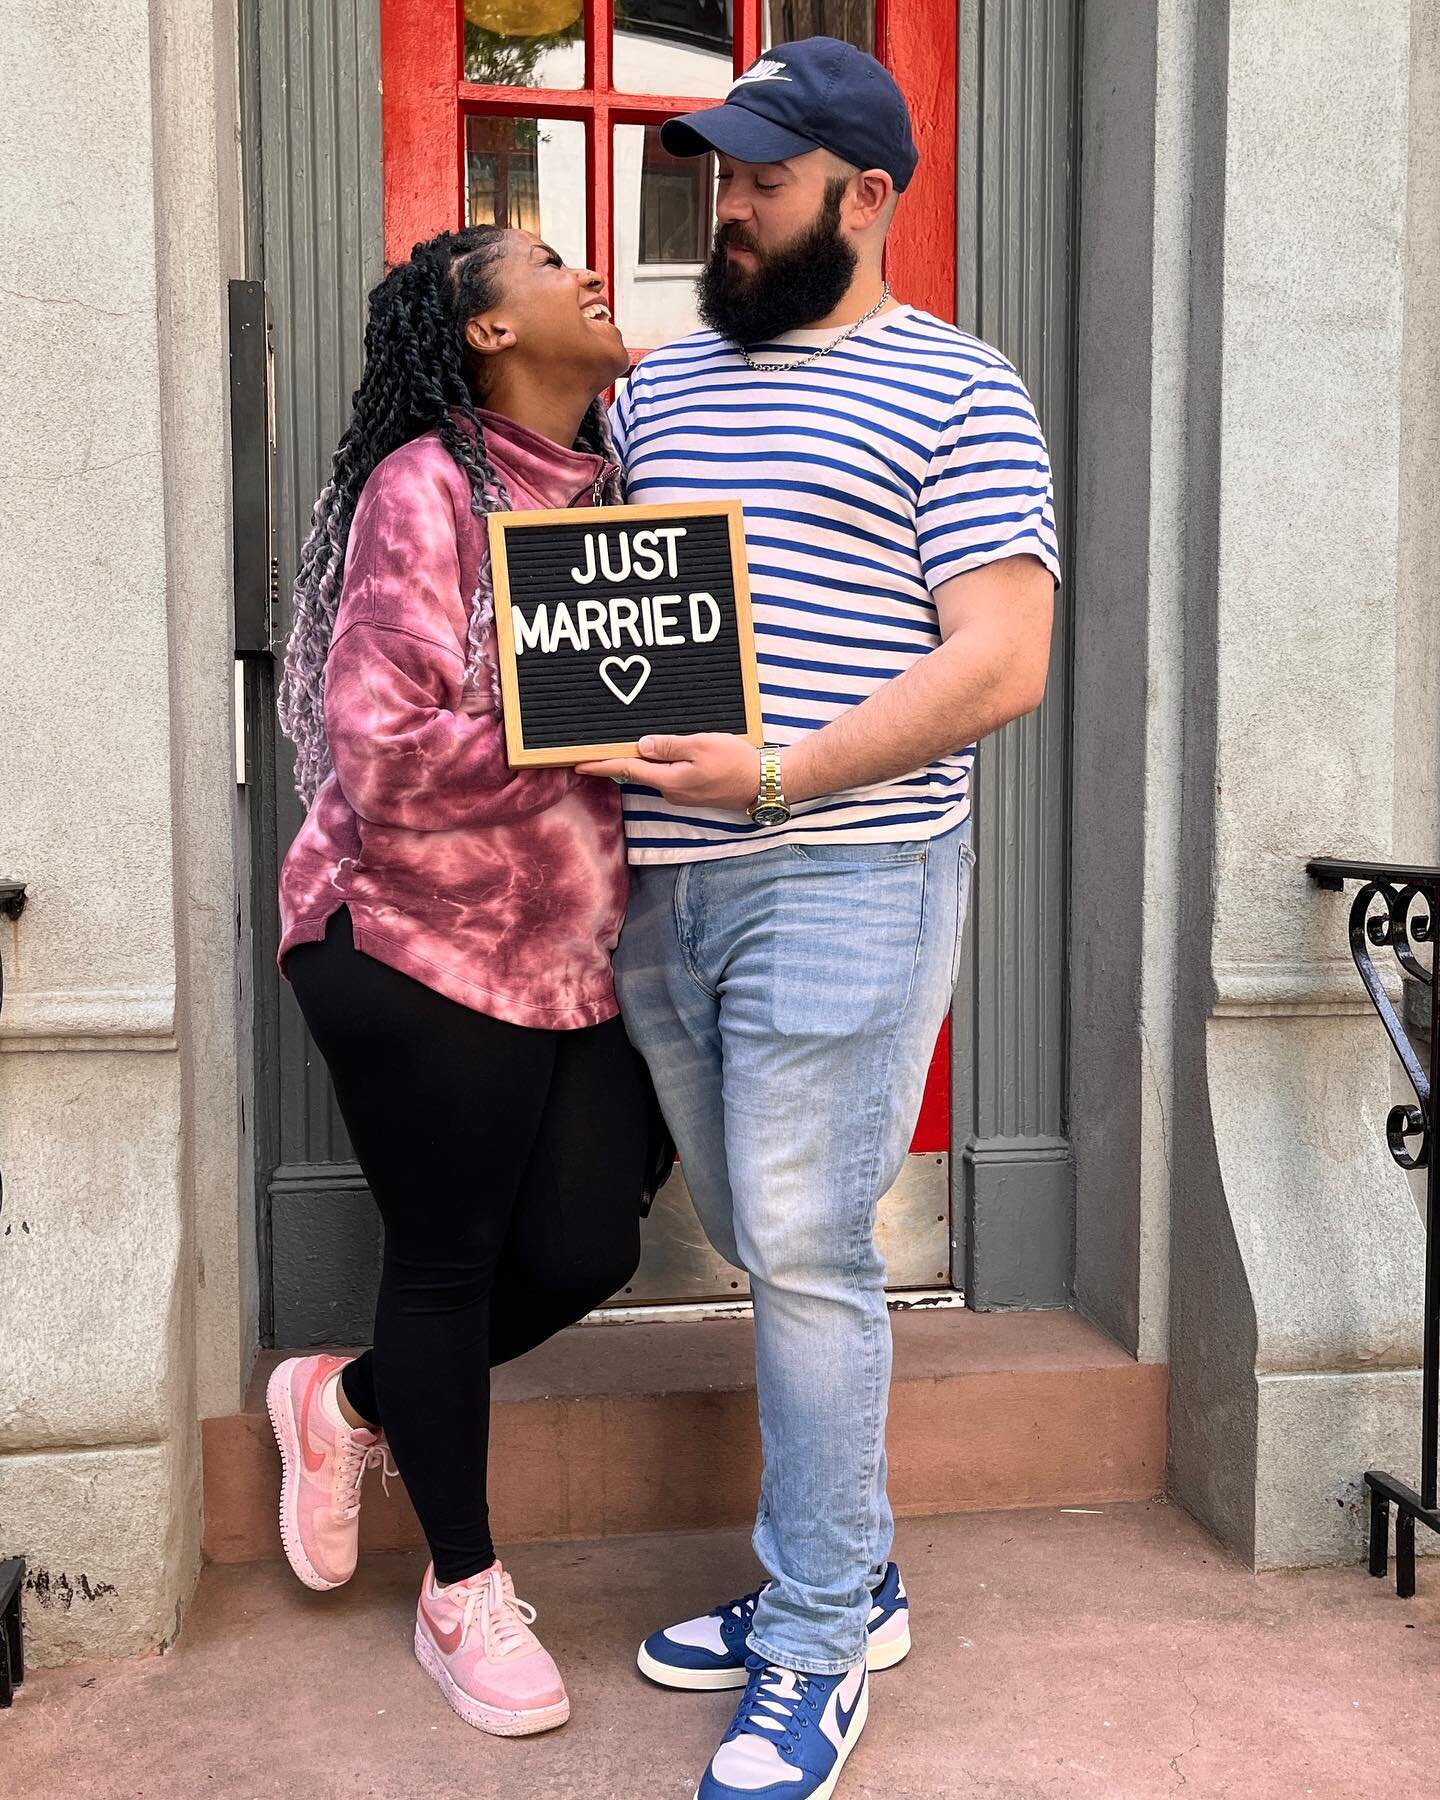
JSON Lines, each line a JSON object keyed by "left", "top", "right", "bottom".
{"left": 489, "top": 499, "right": 762, "bottom": 767}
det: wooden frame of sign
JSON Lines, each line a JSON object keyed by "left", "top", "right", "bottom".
{"left": 489, "top": 498, "right": 763, "bottom": 768}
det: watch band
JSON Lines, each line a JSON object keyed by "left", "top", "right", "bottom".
{"left": 757, "top": 744, "right": 784, "bottom": 810}
{"left": 748, "top": 743, "right": 791, "bottom": 824}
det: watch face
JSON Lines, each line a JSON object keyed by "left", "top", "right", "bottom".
{"left": 752, "top": 804, "right": 791, "bottom": 828}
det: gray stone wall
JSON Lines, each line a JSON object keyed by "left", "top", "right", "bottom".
{"left": 1396, "top": 4, "right": 1440, "bottom": 864}
{"left": 0, "top": 0, "right": 248, "bottom": 1662}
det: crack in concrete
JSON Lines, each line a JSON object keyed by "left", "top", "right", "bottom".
{"left": 0, "top": 286, "right": 148, "bottom": 320}
{"left": 13, "top": 450, "right": 155, "bottom": 491}
{"left": 1167, "top": 1651, "right": 1203, "bottom": 1791}
{"left": 1141, "top": 1020, "right": 1174, "bottom": 1181}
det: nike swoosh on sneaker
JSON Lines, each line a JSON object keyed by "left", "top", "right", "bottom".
{"left": 298, "top": 1360, "right": 331, "bottom": 1474}
{"left": 419, "top": 1596, "right": 464, "bottom": 1656}
{"left": 833, "top": 1675, "right": 863, "bottom": 1739}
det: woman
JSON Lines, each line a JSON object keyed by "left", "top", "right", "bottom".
{"left": 268, "top": 225, "right": 651, "bottom": 1738}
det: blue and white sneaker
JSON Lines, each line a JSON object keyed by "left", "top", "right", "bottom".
{"left": 638, "top": 1564, "right": 910, "bottom": 1691}
{"left": 695, "top": 1658, "right": 868, "bottom": 1800}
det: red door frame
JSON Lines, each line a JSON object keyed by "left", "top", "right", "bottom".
{"left": 377, "top": 0, "right": 956, "bottom": 1155}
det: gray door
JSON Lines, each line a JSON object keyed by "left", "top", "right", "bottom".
{"left": 243, "top": 0, "right": 1078, "bottom": 1346}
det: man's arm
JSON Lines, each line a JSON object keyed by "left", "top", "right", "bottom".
{"left": 577, "top": 553, "right": 1054, "bottom": 810}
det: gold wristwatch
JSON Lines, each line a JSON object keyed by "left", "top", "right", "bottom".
{"left": 748, "top": 743, "right": 792, "bottom": 827}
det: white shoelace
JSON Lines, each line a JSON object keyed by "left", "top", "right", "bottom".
{"left": 452, "top": 1566, "right": 540, "bottom": 1658}
{"left": 737, "top": 1665, "right": 813, "bottom": 1740}
{"left": 333, "top": 1435, "right": 397, "bottom": 1521}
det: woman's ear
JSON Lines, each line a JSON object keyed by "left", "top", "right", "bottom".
{"left": 465, "top": 314, "right": 517, "bottom": 360}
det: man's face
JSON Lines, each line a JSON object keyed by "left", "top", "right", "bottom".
{"left": 697, "top": 151, "right": 858, "bottom": 347}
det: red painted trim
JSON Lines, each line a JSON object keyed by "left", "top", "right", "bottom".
{"left": 457, "top": 84, "right": 717, "bottom": 119}
{"left": 911, "top": 1018, "right": 952, "bottom": 1155}
{"left": 380, "top": 0, "right": 463, "bottom": 266}
{"left": 737, "top": 3, "right": 761, "bottom": 71}
{"left": 880, "top": 0, "right": 958, "bottom": 322}
{"left": 584, "top": 0, "right": 610, "bottom": 90}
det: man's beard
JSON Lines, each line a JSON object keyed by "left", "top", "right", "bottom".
{"left": 697, "top": 179, "right": 858, "bottom": 348}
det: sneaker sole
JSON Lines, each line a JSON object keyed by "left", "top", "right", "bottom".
{"left": 692, "top": 1677, "right": 869, "bottom": 1800}
{"left": 639, "top": 1621, "right": 910, "bottom": 1691}
{"left": 265, "top": 1359, "right": 344, "bottom": 1594}
{"left": 413, "top": 1623, "right": 571, "bottom": 1737}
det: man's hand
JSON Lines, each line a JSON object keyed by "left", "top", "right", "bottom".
{"left": 577, "top": 733, "right": 761, "bottom": 811}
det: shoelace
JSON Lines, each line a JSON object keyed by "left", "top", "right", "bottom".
{"left": 732, "top": 1664, "right": 818, "bottom": 1746}
{"left": 451, "top": 1566, "right": 540, "bottom": 1658}
{"left": 333, "top": 1434, "right": 397, "bottom": 1521}
{"left": 714, "top": 1588, "right": 762, "bottom": 1629}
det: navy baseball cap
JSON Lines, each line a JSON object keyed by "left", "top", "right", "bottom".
{"left": 661, "top": 37, "right": 919, "bottom": 193}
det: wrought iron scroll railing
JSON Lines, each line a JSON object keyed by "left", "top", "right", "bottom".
{"left": 0, "top": 877, "right": 25, "bottom": 1697}
{"left": 1307, "top": 857, "right": 1440, "bottom": 1596}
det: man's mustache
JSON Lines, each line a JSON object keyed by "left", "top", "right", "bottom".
{"left": 714, "top": 224, "right": 762, "bottom": 257}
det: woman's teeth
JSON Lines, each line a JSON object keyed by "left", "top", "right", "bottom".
{"left": 583, "top": 301, "right": 612, "bottom": 322}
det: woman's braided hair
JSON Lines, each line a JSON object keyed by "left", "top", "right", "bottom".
{"left": 278, "top": 225, "right": 620, "bottom": 804}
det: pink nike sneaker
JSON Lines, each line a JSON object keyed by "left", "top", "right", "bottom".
{"left": 412, "top": 1561, "right": 570, "bottom": 1736}
{"left": 266, "top": 1353, "right": 393, "bottom": 1591}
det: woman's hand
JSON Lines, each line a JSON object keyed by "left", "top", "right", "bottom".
{"left": 577, "top": 734, "right": 763, "bottom": 812}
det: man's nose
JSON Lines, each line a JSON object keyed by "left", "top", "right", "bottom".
{"left": 715, "top": 189, "right": 750, "bottom": 226}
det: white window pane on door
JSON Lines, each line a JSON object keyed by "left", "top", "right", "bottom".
{"left": 613, "top": 0, "right": 734, "bottom": 99}
{"left": 763, "top": 0, "right": 874, "bottom": 52}
{"left": 465, "top": 115, "right": 588, "bottom": 272}
{"left": 463, "top": 0, "right": 585, "bottom": 89}
{"left": 614, "top": 123, "right": 714, "bottom": 347}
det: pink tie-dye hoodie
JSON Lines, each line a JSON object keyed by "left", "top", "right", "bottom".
{"left": 278, "top": 410, "right": 627, "bottom": 1030}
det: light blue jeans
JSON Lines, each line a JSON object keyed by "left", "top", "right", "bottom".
{"left": 614, "top": 823, "right": 974, "bottom": 1673}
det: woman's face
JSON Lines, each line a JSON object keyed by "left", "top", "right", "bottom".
{"left": 464, "top": 230, "right": 630, "bottom": 392}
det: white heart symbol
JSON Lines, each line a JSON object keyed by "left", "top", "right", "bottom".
{"left": 599, "top": 655, "right": 652, "bottom": 706}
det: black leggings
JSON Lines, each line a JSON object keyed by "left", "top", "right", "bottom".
{"left": 286, "top": 909, "right": 647, "bottom": 1583}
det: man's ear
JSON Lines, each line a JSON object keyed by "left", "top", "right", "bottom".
{"left": 846, "top": 169, "right": 896, "bottom": 233}
{"left": 465, "top": 314, "right": 517, "bottom": 359}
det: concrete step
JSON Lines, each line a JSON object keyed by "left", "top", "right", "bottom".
{"left": 202, "top": 1307, "right": 1168, "bottom": 1564}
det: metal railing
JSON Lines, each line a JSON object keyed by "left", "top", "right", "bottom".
{"left": 0, "top": 880, "right": 25, "bottom": 1696}
{"left": 1307, "top": 857, "right": 1440, "bottom": 1596}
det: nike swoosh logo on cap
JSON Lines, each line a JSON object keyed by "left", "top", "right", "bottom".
{"left": 731, "top": 59, "right": 793, "bottom": 89}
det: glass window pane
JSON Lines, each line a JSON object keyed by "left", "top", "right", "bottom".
{"left": 465, "top": 114, "right": 588, "bottom": 271}
{"left": 614, "top": 123, "right": 714, "bottom": 346}
{"left": 763, "top": 0, "right": 874, "bottom": 52}
{"left": 613, "top": 0, "right": 734, "bottom": 99}
{"left": 463, "top": 0, "right": 585, "bottom": 88}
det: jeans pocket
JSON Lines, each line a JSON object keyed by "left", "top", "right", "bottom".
{"left": 949, "top": 832, "right": 976, "bottom": 991}
{"left": 788, "top": 843, "right": 927, "bottom": 869}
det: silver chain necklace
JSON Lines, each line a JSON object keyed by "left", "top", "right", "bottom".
{"left": 740, "top": 283, "right": 893, "bottom": 373}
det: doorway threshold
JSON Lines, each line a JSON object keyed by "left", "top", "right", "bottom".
{"left": 587, "top": 1286, "right": 967, "bottom": 1327}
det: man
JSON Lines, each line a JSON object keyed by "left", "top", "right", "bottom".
{"left": 581, "top": 37, "right": 1059, "bottom": 1800}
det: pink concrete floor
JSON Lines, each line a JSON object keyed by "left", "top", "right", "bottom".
{"left": 6, "top": 1501, "right": 1439, "bottom": 1799}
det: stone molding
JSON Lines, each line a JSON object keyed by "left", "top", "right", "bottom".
{"left": 1209, "top": 959, "right": 1402, "bottom": 1020}
{"left": 0, "top": 986, "right": 177, "bottom": 1054}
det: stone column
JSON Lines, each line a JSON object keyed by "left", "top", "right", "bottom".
{"left": 0, "top": 0, "right": 246, "bottom": 1661}
{"left": 1170, "top": 0, "right": 1429, "bottom": 1568}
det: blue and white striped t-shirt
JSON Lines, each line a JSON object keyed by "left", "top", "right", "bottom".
{"left": 608, "top": 304, "right": 1061, "bottom": 863}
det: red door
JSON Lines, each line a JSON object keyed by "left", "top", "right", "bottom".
{"left": 379, "top": 0, "right": 957, "bottom": 1292}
